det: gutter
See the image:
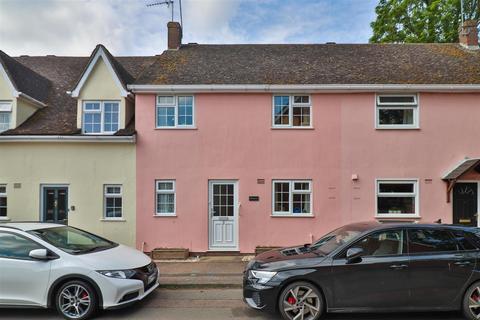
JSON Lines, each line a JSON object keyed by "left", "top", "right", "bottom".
{"left": 127, "top": 84, "right": 480, "bottom": 93}
{"left": 0, "top": 135, "right": 136, "bottom": 143}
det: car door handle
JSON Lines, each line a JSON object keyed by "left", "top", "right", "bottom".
{"left": 389, "top": 264, "right": 408, "bottom": 270}
{"left": 454, "top": 261, "right": 472, "bottom": 267}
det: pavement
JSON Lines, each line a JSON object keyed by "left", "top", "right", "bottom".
{"left": 0, "top": 256, "right": 467, "bottom": 319}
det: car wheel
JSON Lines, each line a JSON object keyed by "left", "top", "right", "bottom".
{"left": 55, "top": 280, "right": 98, "bottom": 320}
{"left": 278, "top": 281, "right": 324, "bottom": 320}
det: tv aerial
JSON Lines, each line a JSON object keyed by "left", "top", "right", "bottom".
{"left": 147, "top": 0, "right": 183, "bottom": 28}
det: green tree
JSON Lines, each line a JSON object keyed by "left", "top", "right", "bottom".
{"left": 370, "top": 0, "right": 480, "bottom": 43}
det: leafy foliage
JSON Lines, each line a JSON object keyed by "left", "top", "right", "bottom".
{"left": 370, "top": 0, "right": 479, "bottom": 43}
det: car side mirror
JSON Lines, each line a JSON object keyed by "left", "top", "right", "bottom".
{"left": 346, "top": 247, "right": 364, "bottom": 264}
{"left": 29, "top": 249, "right": 49, "bottom": 260}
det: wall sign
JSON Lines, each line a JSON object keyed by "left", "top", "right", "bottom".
{"left": 249, "top": 196, "right": 260, "bottom": 201}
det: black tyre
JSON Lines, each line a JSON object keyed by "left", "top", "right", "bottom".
{"left": 278, "top": 281, "right": 324, "bottom": 320}
{"left": 55, "top": 280, "right": 98, "bottom": 320}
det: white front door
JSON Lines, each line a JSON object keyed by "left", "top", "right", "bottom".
{"left": 208, "top": 180, "right": 238, "bottom": 250}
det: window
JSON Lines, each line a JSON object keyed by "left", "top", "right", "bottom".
{"left": 376, "top": 94, "right": 418, "bottom": 129}
{"left": 273, "top": 180, "right": 312, "bottom": 216}
{"left": 273, "top": 95, "right": 311, "bottom": 128}
{"left": 450, "top": 230, "right": 477, "bottom": 251}
{"left": 408, "top": 228, "right": 458, "bottom": 254}
{"left": 82, "top": 101, "right": 119, "bottom": 134}
{"left": 376, "top": 180, "right": 418, "bottom": 217}
{"left": 104, "top": 185, "right": 122, "bottom": 219}
{"left": 156, "top": 96, "right": 194, "bottom": 128}
{"left": 350, "top": 229, "right": 405, "bottom": 257}
{"left": 0, "top": 185, "right": 6, "bottom": 217}
{"left": 0, "top": 232, "right": 43, "bottom": 260}
{"left": 0, "top": 101, "right": 12, "bottom": 132}
{"left": 156, "top": 180, "right": 175, "bottom": 215}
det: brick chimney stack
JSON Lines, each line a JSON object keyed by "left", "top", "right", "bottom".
{"left": 167, "top": 21, "right": 182, "bottom": 50}
{"left": 459, "top": 20, "right": 479, "bottom": 49}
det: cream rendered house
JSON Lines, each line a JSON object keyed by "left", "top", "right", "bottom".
{"left": 0, "top": 46, "right": 155, "bottom": 246}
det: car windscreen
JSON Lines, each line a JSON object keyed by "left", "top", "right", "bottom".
{"left": 309, "top": 226, "right": 363, "bottom": 255}
{"left": 29, "top": 226, "right": 117, "bottom": 255}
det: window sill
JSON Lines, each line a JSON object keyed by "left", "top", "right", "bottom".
{"left": 375, "top": 126, "right": 420, "bottom": 130}
{"left": 0, "top": 217, "right": 10, "bottom": 221}
{"left": 155, "top": 127, "right": 197, "bottom": 130}
{"left": 271, "top": 126, "right": 314, "bottom": 130}
{"left": 100, "top": 218, "right": 126, "bottom": 222}
{"left": 375, "top": 215, "right": 421, "bottom": 220}
{"left": 271, "top": 214, "right": 314, "bottom": 218}
{"left": 153, "top": 214, "right": 177, "bottom": 217}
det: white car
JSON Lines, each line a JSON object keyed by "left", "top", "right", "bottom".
{"left": 0, "top": 222, "right": 159, "bottom": 320}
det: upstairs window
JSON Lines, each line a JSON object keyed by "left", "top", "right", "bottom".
{"left": 156, "top": 96, "right": 194, "bottom": 128}
{"left": 273, "top": 95, "right": 311, "bottom": 128}
{"left": 376, "top": 180, "right": 418, "bottom": 217}
{"left": 104, "top": 185, "right": 122, "bottom": 219}
{"left": 0, "top": 101, "right": 12, "bottom": 133}
{"left": 376, "top": 94, "right": 418, "bottom": 129}
{"left": 83, "top": 101, "right": 119, "bottom": 134}
{"left": 0, "top": 185, "right": 6, "bottom": 218}
{"left": 273, "top": 180, "right": 312, "bottom": 216}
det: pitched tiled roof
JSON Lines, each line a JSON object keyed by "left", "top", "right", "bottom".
{"left": 0, "top": 50, "right": 51, "bottom": 103}
{"left": 1, "top": 54, "right": 156, "bottom": 136}
{"left": 134, "top": 43, "right": 480, "bottom": 85}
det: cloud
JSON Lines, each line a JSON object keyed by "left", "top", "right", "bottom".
{"left": 0, "top": 0, "right": 378, "bottom": 56}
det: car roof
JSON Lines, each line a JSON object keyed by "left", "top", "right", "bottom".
{"left": 0, "top": 222, "right": 64, "bottom": 231}
{"left": 343, "top": 221, "right": 478, "bottom": 233}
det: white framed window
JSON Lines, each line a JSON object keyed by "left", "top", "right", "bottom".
{"left": 0, "top": 185, "right": 7, "bottom": 218}
{"left": 0, "top": 101, "right": 12, "bottom": 133}
{"left": 376, "top": 94, "right": 419, "bottom": 129}
{"left": 156, "top": 95, "right": 194, "bottom": 128}
{"left": 273, "top": 95, "right": 311, "bottom": 128}
{"left": 156, "top": 180, "right": 176, "bottom": 215}
{"left": 82, "top": 101, "right": 120, "bottom": 134}
{"left": 272, "top": 180, "right": 312, "bottom": 216}
{"left": 376, "top": 179, "right": 419, "bottom": 218}
{"left": 104, "top": 185, "right": 122, "bottom": 219}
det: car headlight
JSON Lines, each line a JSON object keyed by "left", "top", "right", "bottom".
{"left": 250, "top": 270, "right": 277, "bottom": 284}
{"left": 97, "top": 270, "right": 136, "bottom": 279}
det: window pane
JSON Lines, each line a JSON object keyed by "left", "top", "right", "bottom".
{"left": 106, "top": 186, "right": 121, "bottom": 194}
{"left": 293, "top": 193, "right": 310, "bottom": 214}
{"left": 292, "top": 106, "right": 311, "bottom": 126}
{"left": 408, "top": 229, "right": 458, "bottom": 254}
{"left": 379, "top": 183, "right": 414, "bottom": 193}
{"left": 157, "top": 107, "right": 175, "bottom": 127}
{"left": 83, "top": 112, "right": 101, "bottom": 133}
{"left": 0, "top": 195, "right": 6, "bottom": 217}
{"left": 0, "top": 112, "right": 10, "bottom": 132}
{"left": 354, "top": 230, "right": 404, "bottom": 257}
{"left": 0, "top": 186, "right": 6, "bottom": 194}
{"left": 104, "top": 102, "right": 119, "bottom": 132}
{"left": 377, "top": 197, "right": 415, "bottom": 214}
{"left": 84, "top": 102, "right": 101, "bottom": 110}
{"left": 379, "top": 96, "right": 415, "bottom": 104}
{"left": 293, "top": 96, "right": 309, "bottom": 104}
{"left": 450, "top": 230, "right": 477, "bottom": 251}
{"left": 157, "top": 96, "right": 175, "bottom": 105}
{"left": 0, "top": 233, "right": 42, "bottom": 259}
{"left": 157, "top": 193, "right": 175, "bottom": 214}
{"left": 274, "top": 96, "right": 290, "bottom": 125}
{"left": 157, "top": 182, "right": 174, "bottom": 191}
{"left": 379, "top": 109, "right": 414, "bottom": 125}
{"left": 274, "top": 182, "right": 290, "bottom": 212}
{"left": 178, "top": 96, "right": 193, "bottom": 126}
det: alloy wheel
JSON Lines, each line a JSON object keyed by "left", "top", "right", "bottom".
{"left": 282, "top": 285, "right": 321, "bottom": 320}
{"left": 469, "top": 286, "right": 480, "bottom": 319}
{"left": 58, "top": 284, "right": 91, "bottom": 319}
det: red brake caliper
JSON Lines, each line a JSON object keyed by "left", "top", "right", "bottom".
{"left": 287, "top": 296, "right": 296, "bottom": 305}
{"left": 81, "top": 292, "right": 89, "bottom": 299}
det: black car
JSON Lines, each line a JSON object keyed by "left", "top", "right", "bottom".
{"left": 243, "top": 221, "right": 480, "bottom": 320}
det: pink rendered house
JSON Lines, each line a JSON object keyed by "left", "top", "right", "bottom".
{"left": 131, "top": 21, "right": 480, "bottom": 254}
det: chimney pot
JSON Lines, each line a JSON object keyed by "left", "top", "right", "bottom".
{"left": 167, "top": 21, "right": 182, "bottom": 50}
{"left": 459, "top": 19, "right": 479, "bottom": 49}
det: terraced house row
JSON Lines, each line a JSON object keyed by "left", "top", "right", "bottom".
{"left": 1, "top": 21, "right": 480, "bottom": 254}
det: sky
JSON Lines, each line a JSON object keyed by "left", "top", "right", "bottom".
{"left": 0, "top": 0, "right": 378, "bottom": 57}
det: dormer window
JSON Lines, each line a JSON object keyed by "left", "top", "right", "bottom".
{"left": 0, "top": 101, "right": 12, "bottom": 133}
{"left": 82, "top": 101, "right": 119, "bottom": 134}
